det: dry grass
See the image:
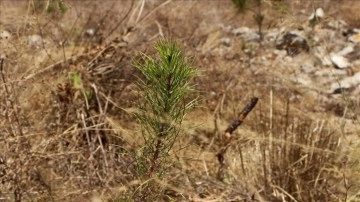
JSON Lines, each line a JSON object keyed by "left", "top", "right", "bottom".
{"left": 1, "top": 0, "right": 360, "bottom": 201}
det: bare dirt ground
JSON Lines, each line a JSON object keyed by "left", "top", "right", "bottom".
{"left": 1, "top": 0, "right": 360, "bottom": 201}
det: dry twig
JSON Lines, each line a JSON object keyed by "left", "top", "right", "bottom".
{"left": 216, "top": 97, "right": 259, "bottom": 166}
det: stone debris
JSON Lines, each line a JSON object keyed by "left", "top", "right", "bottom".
{"left": 275, "top": 32, "right": 309, "bottom": 56}
{"left": 1, "top": 6, "right": 358, "bottom": 119}
{"left": 309, "top": 8, "right": 325, "bottom": 21}
{"left": 332, "top": 87, "right": 350, "bottom": 94}
{"left": 337, "top": 46, "right": 354, "bottom": 56}
{"left": 0, "top": 30, "right": 11, "bottom": 40}
{"left": 327, "top": 19, "right": 347, "bottom": 30}
{"left": 231, "top": 26, "right": 260, "bottom": 41}
{"left": 28, "top": 35, "right": 44, "bottom": 47}
{"left": 220, "top": 37, "right": 231, "bottom": 46}
{"left": 85, "top": 28, "right": 96, "bottom": 37}
{"left": 346, "top": 45, "right": 360, "bottom": 62}
{"left": 212, "top": 7, "right": 359, "bottom": 117}
{"left": 330, "top": 72, "right": 360, "bottom": 93}
{"left": 330, "top": 53, "right": 351, "bottom": 69}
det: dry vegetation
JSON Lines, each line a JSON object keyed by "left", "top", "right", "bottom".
{"left": 1, "top": 0, "right": 360, "bottom": 201}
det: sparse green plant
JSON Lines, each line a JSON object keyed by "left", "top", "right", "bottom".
{"left": 69, "top": 71, "right": 92, "bottom": 99}
{"left": 253, "top": 0, "right": 264, "bottom": 45}
{"left": 232, "top": 0, "right": 249, "bottom": 11}
{"left": 231, "top": 0, "right": 265, "bottom": 45}
{"left": 132, "top": 38, "right": 197, "bottom": 200}
{"left": 133, "top": 39, "right": 197, "bottom": 177}
{"left": 50, "top": 0, "right": 67, "bottom": 14}
{"left": 31, "top": 0, "right": 67, "bottom": 17}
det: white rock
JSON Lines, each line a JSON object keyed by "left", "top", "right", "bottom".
{"left": 330, "top": 53, "right": 351, "bottom": 68}
{"left": 315, "top": 68, "right": 348, "bottom": 77}
{"left": 284, "top": 56, "right": 293, "bottom": 62}
{"left": 315, "top": 8, "right": 325, "bottom": 18}
{"left": 275, "top": 31, "right": 309, "bottom": 56}
{"left": 232, "top": 27, "right": 260, "bottom": 41}
{"left": 352, "top": 28, "right": 360, "bottom": 33}
{"left": 327, "top": 19, "right": 347, "bottom": 30}
{"left": 221, "top": 25, "right": 233, "bottom": 33}
{"left": 85, "top": 28, "right": 96, "bottom": 36}
{"left": 0, "top": 30, "right": 11, "bottom": 40}
{"left": 300, "top": 62, "right": 316, "bottom": 74}
{"left": 232, "top": 27, "right": 251, "bottom": 35}
{"left": 330, "top": 72, "right": 360, "bottom": 92}
{"left": 28, "top": 35, "right": 43, "bottom": 47}
{"left": 220, "top": 37, "right": 231, "bottom": 46}
{"left": 337, "top": 46, "right": 354, "bottom": 56}
{"left": 309, "top": 8, "right": 325, "bottom": 20}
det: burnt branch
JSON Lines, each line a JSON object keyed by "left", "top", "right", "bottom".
{"left": 217, "top": 97, "right": 259, "bottom": 166}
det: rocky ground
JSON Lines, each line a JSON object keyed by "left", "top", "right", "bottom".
{"left": 1, "top": 0, "right": 360, "bottom": 201}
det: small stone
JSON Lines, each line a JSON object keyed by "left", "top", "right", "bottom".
{"left": 337, "top": 46, "right": 354, "bottom": 56}
{"left": 315, "top": 68, "right": 348, "bottom": 77}
{"left": 309, "top": 8, "right": 325, "bottom": 21}
{"left": 28, "top": 35, "right": 43, "bottom": 47}
{"left": 330, "top": 72, "right": 360, "bottom": 93}
{"left": 346, "top": 45, "right": 360, "bottom": 62}
{"left": 220, "top": 37, "right": 231, "bottom": 46}
{"left": 221, "top": 24, "right": 233, "bottom": 33}
{"left": 284, "top": 56, "right": 293, "bottom": 62}
{"left": 315, "top": 8, "right": 325, "bottom": 17}
{"left": 327, "top": 19, "right": 347, "bottom": 30}
{"left": 231, "top": 27, "right": 251, "bottom": 35}
{"left": 330, "top": 53, "right": 351, "bottom": 69}
{"left": 275, "top": 32, "right": 309, "bottom": 56}
{"left": 300, "top": 62, "right": 316, "bottom": 74}
{"left": 85, "top": 28, "right": 96, "bottom": 36}
{"left": 273, "top": 49, "right": 287, "bottom": 57}
{"left": 232, "top": 26, "right": 260, "bottom": 41}
{"left": 0, "top": 30, "right": 11, "bottom": 40}
{"left": 332, "top": 87, "right": 350, "bottom": 94}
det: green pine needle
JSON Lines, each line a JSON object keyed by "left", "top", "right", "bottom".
{"left": 133, "top": 38, "right": 197, "bottom": 178}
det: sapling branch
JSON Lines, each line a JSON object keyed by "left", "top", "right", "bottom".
{"left": 134, "top": 39, "right": 197, "bottom": 179}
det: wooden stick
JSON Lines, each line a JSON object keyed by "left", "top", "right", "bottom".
{"left": 217, "top": 97, "right": 259, "bottom": 165}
